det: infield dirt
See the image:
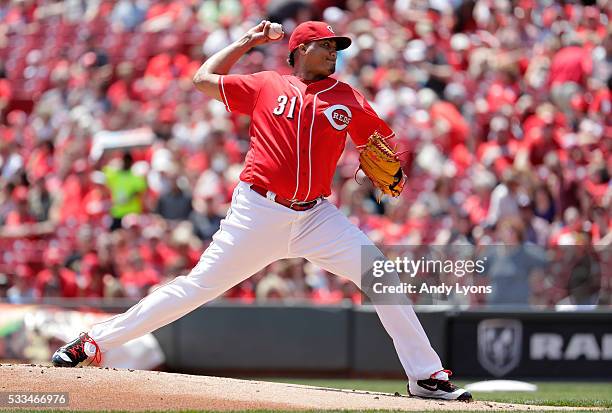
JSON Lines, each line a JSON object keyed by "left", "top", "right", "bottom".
{"left": 0, "top": 364, "right": 588, "bottom": 411}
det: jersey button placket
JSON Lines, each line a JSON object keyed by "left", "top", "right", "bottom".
{"left": 296, "top": 97, "right": 312, "bottom": 200}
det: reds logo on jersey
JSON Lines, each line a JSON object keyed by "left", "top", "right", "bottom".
{"left": 323, "top": 104, "right": 352, "bottom": 131}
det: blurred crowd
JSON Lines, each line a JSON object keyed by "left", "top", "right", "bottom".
{"left": 0, "top": 0, "right": 610, "bottom": 306}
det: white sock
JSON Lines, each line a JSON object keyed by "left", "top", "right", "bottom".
{"left": 84, "top": 342, "right": 98, "bottom": 357}
{"left": 432, "top": 370, "right": 449, "bottom": 381}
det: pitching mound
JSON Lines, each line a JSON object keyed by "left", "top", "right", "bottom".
{"left": 0, "top": 364, "right": 577, "bottom": 411}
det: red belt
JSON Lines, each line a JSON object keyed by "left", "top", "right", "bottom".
{"left": 250, "top": 185, "right": 318, "bottom": 211}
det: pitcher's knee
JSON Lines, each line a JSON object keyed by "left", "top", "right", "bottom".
{"left": 183, "top": 268, "right": 235, "bottom": 297}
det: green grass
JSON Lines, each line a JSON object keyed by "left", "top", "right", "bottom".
{"left": 258, "top": 378, "right": 612, "bottom": 409}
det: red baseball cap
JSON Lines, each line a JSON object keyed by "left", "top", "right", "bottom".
{"left": 288, "top": 21, "right": 351, "bottom": 53}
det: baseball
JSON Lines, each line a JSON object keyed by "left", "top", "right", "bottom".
{"left": 267, "top": 22, "right": 283, "bottom": 40}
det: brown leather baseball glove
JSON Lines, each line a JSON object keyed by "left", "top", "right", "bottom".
{"left": 358, "top": 131, "right": 405, "bottom": 201}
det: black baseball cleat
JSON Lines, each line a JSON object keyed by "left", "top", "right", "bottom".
{"left": 52, "top": 333, "right": 101, "bottom": 367}
{"left": 408, "top": 370, "right": 473, "bottom": 402}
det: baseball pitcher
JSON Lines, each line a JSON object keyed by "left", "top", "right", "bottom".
{"left": 52, "top": 20, "right": 472, "bottom": 401}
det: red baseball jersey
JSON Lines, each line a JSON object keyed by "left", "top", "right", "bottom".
{"left": 218, "top": 71, "right": 394, "bottom": 202}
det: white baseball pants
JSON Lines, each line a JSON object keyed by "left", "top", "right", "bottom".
{"left": 89, "top": 181, "right": 443, "bottom": 380}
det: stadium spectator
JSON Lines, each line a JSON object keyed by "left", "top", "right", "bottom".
{"left": 0, "top": 139, "right": 23, "bottom": 184}
{"left": 104, "top": 152, "right": 148, "bottom": 230}
{"left": 556, "top": 244, "right": 602, "bottom": 309}
{"left": 140, "top": 225, "right": 170, "bottom": 274}
{"left": 533, "top": 185, "right": 556, "bottom": 223}
{"left": 0, "top": 274, "right": 8, "bottom": 300}
{"left": 0, "top": 63, "right": 11, "bottom": 116}
{"left": 111, "top": 0, "right": 147, "bottom": 32}
{"left": 166, "top": 222, "right": 201, "bottom": 271}
{"left": 4, "top": 187, "right": 36, "bottom": 227}
{"left": 6, "top": 265, "right": 36, "bottom": 304}
{"left": 483, "top": 218, "right": 549, "bottom": 306}
{"left": 79, "top": 257, "right": 108, "bottom": 298}
{"left": 485, "top": 169, "right": 520, "bottom": 226}
{"left": 189, "top": 193, "right": 224, "bottom": 241}
{"left": 64, "top": 226, "right": 97, "bottom": 272}
{"left": 155, "top": 173, "right": 193, "bottom": 220}
{"left": 35, "top": 248, "right": 78, "bottom": 299}
{"left": 517, "top": 194, "right": 550, "bottom": 247}
{"left": 120, "top": 255, "right": 160, "bottom": 299}
{"left": 58, "top": 160, "right": 93, "bottom": 225}
{"left": 549, "top": 38, "right": 593, "bottom": 113}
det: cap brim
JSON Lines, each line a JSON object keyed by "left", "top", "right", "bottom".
{"left": 332, "top": 36, "right": 352, "bottom": 50}
{"left": 327, "top": 36, "right": 352, "bottom": 50}
{"left": 295, "top": 35, "right": 352, "bottom": 51}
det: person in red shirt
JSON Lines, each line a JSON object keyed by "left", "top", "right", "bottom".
{"left": 521, "top": 119, "right": 563, "bottom": 167}
{"left": 0, "top": 76, "right": 11, "bottom": 115}
{"left": 80, "top": 259, "right": 106, "bottom": 299}
{"left": 25, "top": 140, "right": 55, "bottom": 183}
{"left": 52, "top": 21, "right": 471, "bottom": 402}
{"left": 35, "top": 248, "right": 78, "bottom": 299}
{"left": 59, "top": 160, "right": 92, "bottom": 225}
{"left": 549, "top": 41, "right": 593, "bottom": 113}
{"left": 119, "top": 255, "right": 161, "bottom": 299}
{"left": 107, "top": 61, "right": 143, "bottom": 108}
{"left": 4, "top": 187, "right": 36, "bottom": 227}
{"left": 429, "top": 99, "right": 469, "bottom": 153}
{"left": 477, "top": 116, "right": 519, "bottom": 175}
{"left": 549, "top": 43, "right": 593, "bottom": 87}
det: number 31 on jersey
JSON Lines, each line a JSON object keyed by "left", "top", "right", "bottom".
{"left": 273, "top": 95, "right": 297, "bottom": 119}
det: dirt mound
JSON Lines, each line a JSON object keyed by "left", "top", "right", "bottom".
{"left": 0, "top": 364, "right": 578, "bottom": 411}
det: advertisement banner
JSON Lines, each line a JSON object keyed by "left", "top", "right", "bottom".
{"left": 450, "top": 312, "right": 612, "bottom": 379}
